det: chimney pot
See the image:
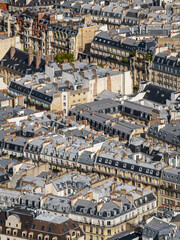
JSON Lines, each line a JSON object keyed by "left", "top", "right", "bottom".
{"left": 28, "top": 46, "right": 33, "bottom": 66}
{"left": 10, "top": 46, "right": 15, "bottom": 59}
{"left": 36, "top": 50, "right": 42, "bottom": 69}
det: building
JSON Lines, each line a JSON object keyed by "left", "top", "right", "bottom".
{"left": 0, "top": 46, "right": 46, "bottom": 84}
{"left": 8, "top": 0, "right": 61, "bottom": 12}
{"left": 47, "top": 22, "right": 98, "bottom": 59}
{"left": 142, "top": 216, "right": 177, "bottom": 240}
{"left": 159, "top": 167, "right": 180, "bottom": 209}
{"left": 70, "top": 184, "right": 157, "bottom": 240}
{"left": 151, "top": 52, "right": 180, "bottom": 91}
{"left": 0, "top": 207, "right": 84, "bottom": 240}
{"left": 90, "top": 31, "right": 156, "bottom": 86}
{"left": 0, "top": 35, "right": 22, "bottom": 60}
{"left": 8, "top": 61, "right": 133, "bottom": 113}
{"left": 147, "top": 122, "right": 180, "bottom": 152}
{"left": 69, "top": 98, "right": 151, "bottom": 141}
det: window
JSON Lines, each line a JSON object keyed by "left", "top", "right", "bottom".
{"left": 108, "top": 229, "right": 111, "bottom": 235}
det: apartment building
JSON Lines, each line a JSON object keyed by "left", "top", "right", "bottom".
{"left": 151, "top": 51, "right": 180, "bottom": 91}
{"left": 90, "top": 31, "right": 156, "bottom": 86}
{"left": 0, "top": 207, "right": 84, "bottom": 240}
{"left": 82, "top": 3, "right": 123, "bottom": 29}
{"left": 0, "top": 46, "right": 46, "bottom": 84}
{"left": 70, "top": 184, "right": 157, "bottom": 240}
{"left": 147, "top": 122, "right": 180, "bottom": 152}
{"left": 8, "top": 0, "right": 61, "bottom": 12}
{"left": 8, "top": 61, "right": 133, "bottom": 113}
{"left": 159, "top": 167, "right": 180, "bottom": 209}
{"left": 69, "top": 98, "right": 154, "bottom": 140}
{"left": 47, "top": 22, "right": 98, "bottom": 59}
{"left": 94, "top": 149, "right": 166, "bottom": 192}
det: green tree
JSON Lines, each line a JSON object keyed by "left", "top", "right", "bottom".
{"left": 55, "top": 52, "right": 75, "bottom": 64}
{"left": 97, "top": 62, "right": 104, "bottom": 68}
{"left": 133, "top": 83, "right": 139, "bottom": 93}
{"left": 130, "top": 50, "right": 136, "bottom": 57}
{"left": 122, "top": 57, "right": 128, "bottom": 63}
{"left": 145, "top": 53, "right": 153, "bottom": 62}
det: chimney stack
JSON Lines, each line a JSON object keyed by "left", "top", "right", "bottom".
{"left": 36, "top": 50, "right": 42, "bottom": 69}
{"left": 10, "top": 46, "right": 15, "bottom": 59}
{"left": 28, "top": 46, "right": 33, "bottom": 66}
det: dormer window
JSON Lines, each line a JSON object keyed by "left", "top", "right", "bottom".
{"left": 38, "top": 234, "right": 43, "bottom": 240}
{"left": 13, "top": 230, "right": 18, "bottom": 236}
{"left": 115, "top": 161, "right": 119, "bottom": 167}
{"left": 44, "top": 235, "right": 49, "bottom": 240}
{"left": 156, "top": 171, "right": 159, "bottom": 176}
{"left": 139, "top": 167, "right": 142, "bottom": 172}
{"left": 123, "top": 163, "right": 127, "bottom": 168}
{"left": 22, "top": 231, "right": 27, "bottom": 237}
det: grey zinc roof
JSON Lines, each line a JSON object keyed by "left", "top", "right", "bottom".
{"left": 78, "top": 151, "right": 94, "bottom": 166}
{"left": 123, "top": 100, "right": 153, "bottom": 115}
{"left": 162, "top": 168, "right": 180, "bottom": 184}
{"left": 143, "top": 217, "right": 176, "bottom": 239}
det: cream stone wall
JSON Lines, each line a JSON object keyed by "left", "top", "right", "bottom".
{"left": 0, "top": 35, "right": 22, "bottom": 60}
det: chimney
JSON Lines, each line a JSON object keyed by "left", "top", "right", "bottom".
{"left": 36, "top": 50, "right": 42, "bottom": 69}
{"left": 112, "top": 199, "right": 122, "bottom": 208}
{"left": 10, "top": 46, "right": 15, "bottom": 59}
{"left": 28, "top": 46, "right": 33, "bottom": 66}
{"left": 97, "top": 201, "right": 103, "bottom": 212}
{"left": 38, "top": 12, "right": 45, "bottom": 22}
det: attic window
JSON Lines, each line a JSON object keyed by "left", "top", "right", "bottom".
{"left": 123, "top": 163, "right": 127, "bottom": 168}
{"left": 156, "top": 171, "right": 160, "bottom": 176}
{"left": 99, "top": 158, "right": 102, "bottom": 163}
{"left": 115, "top": 161, "right": 119, "bottom": 167}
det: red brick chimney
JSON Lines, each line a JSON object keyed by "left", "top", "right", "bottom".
{"left": 28, "top": 46, "right": 33, "bottom": 66}
{"left": 50, "top": 14, "right": 55, "bottom": 23}
{"left": 10, "top": 46, "right": 15, "bottom": 59}
{"left": 38, "top": 12, "right": 45, "bottom": 22}
{"left": 36, "top": 50, "right": 42, "bottom": 69}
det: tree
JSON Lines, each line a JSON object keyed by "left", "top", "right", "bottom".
{"left": 55, "top": 52, "right": 75, "bottom": 64}
{"left": 145, "top": 53, "right": 153, "bottom": 62}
